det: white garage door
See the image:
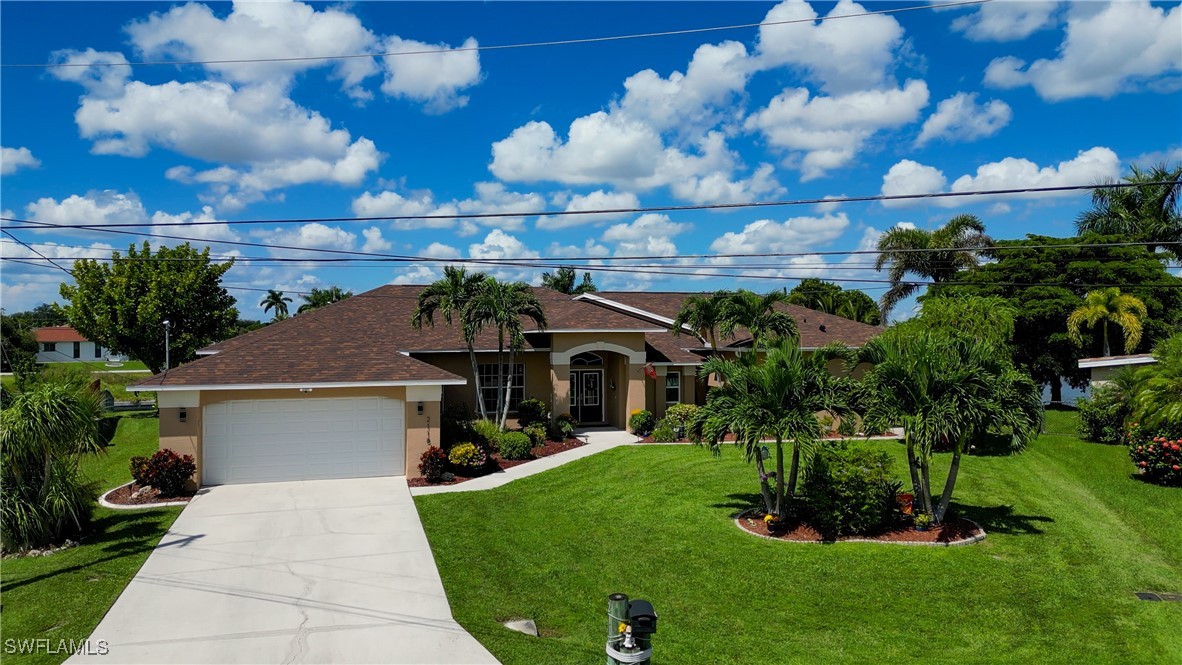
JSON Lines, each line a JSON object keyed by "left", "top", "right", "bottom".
{"left": 202, "top": 397, "right": 404, "bottom": 485}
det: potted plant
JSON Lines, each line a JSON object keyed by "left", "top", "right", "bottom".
{"left": 763, "top": 513, "right": 787, "bottom": 534}
{"left": 913, "top": 512, "right": 933, "bottom": 532}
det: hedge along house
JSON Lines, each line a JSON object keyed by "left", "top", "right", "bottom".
{"left": 130, "top": 285, "right": 881, "bottom": 486}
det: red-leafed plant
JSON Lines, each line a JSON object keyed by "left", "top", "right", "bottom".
{"left": 418, "top": 446, "right": 449, "bottom": 483}
{"left": 1127, "top": 422, "right": 1182, "bottom": 487}
{"left": 129, "top": 449, "right": 196, "bottom": 496}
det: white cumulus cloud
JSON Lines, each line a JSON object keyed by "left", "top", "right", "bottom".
{"left": 25, "top": 190, "right": 148, "bottom": 231}
{"left": 380, "top": 37, "right": 481, "bottom": 112}
{"left": 536, "top": 190, "right": 641, "bottom": 231}
{"left": 601, "top": 213, "right": 690, "bottom": 257}
{"left": 984, "top": 1, "right": 1181, "bottom": 100}
{"left": 915, "top": 93, "right": 1012, "bottom": 147}
{"left": 709, "top": 213, "right": 850, "bottom": 255}
{"left": 1, "top": 147, "right": 41, "bottom": 175}
{"left": 880, "top": 160, "right": 948, "bottom": 208}
{"left": 951, "top": 1, "right": 1060, "bottom": 42}
{"left": 944, "top": 147, "right": 1122, "bottom": 206}
{"left": 48, "top": 49, "right": 132, "bottom": 98}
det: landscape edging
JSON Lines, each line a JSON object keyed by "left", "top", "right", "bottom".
{"left": 98, "top": 482, "right": 190, "bottom": 510}
{"left": 734, "top": 509, "right": 986, "bottom": 547}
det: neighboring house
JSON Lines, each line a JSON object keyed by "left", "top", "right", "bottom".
{"left": 130, "top": 286, "right": 881, "bottom": 486}
{"left": 33, "top": 326, "right": 126, "bottom": 363}
{"left": 1078, "top": 354, "right": 1157, "bottom": 387}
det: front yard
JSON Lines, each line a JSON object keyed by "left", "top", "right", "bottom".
{"left": 415, "top": 414, "right": 1182, "bottom": 664}
{"left": 0, "top": 412, "right": 180, "bottom": 665}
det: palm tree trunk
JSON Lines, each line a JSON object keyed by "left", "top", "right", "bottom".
{"left": 468, "top": 345, "right": 487, "bottom": 420}
{"left": 495, "top": 329, "right": 505, "bottom": 423}
{"left": 935, "top": 437, "right": 966, "bottom": 523}
{"left": 919, "top": 459, "right": 934, "bottom": 516}
{"left": 499, "top": 345, "right": 516, "bottom": 429}
{"left": 753, "top": 452, "right": 775, "bottom": 515}
{"left": 774, "top": 439, "right": 786, "bottom": 519}
{"left": 786, "top": 439, "right": 801, "bottom": 498}
{"left": 905, "top": 429, "right": 922, "bottom": 498}
{"left": 1102, "top": 320, "right": 1111, "bottom": 357}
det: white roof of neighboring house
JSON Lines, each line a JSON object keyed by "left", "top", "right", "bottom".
{"left": 1077, "top": 354, "right": 1158, "bottom": 370}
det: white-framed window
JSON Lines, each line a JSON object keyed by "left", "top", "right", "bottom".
{"left": 41, "top": 342, "right": 54, "bottom": 352}
{"left": 477, "top": 363, "right": 525, "bottom": 414}
{"left": 665, "top": 371, "right": 681, "bottom": 405}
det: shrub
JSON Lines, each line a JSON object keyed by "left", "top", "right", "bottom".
{"left": 448, "top": 442, "right": 487, "bottom": 470}
{"left": 817, "top": 413, "right": 835, "bottom": 435}
{"left": 523, "top": 423, "right": 548, "bottom": 447}
{"left": 1127, "top": 422, "right": 1182, "bottom": 487}
{"left": 651, "top": 418, "right": 678, "bottom": 443}
{"left": 663, "top": 403, "right": 699, "bottom": 431}
{"left": 470, "top": 419, "right": 503, "bottom": 453}
{"left": 629, "top": 409, "right": 656, "bottom": 436}
{"left": 500, "top": 432, "right": 534, "bottom": 460}
{"left": 129, "top": 449, "right": 196, "bottom": 496}
{"left": 441, "top": 402, "right": 475, "bottom": 448}
{"left": 837, "top": 415, "right": 859, "bottom": 438}
{"left": 418, "top": 446, "right": 449, "bottom": 483}
{"left": 516, "top": 397, "right": 550, "bottom": 428}
{"left": 549, "top": 413, "right": 578, "bottom": 440}
{"left": 802, "top": 442, "right": 903, "bottom": 539}
{"left": 1078, "top": 383, "right": 1132, "bottom": 444}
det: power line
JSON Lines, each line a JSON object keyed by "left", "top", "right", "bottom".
{"left": 5, "top": 180, "right": 1174, "bottom": 231}
{"left": 1, "top": 230, "right": 71, "bottom": 274}
{"left": 3, "top": 0, "right": 990, "bottom": 70}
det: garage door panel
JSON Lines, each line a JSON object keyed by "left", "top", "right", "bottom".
{"left": 202, "top": 397, "right": 405, "bottom": 485}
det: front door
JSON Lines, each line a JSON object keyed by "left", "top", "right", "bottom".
{"left": 569, "top": 369, "right": 604, "bottom": 424}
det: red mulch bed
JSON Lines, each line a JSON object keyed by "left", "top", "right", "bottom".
{"left": 407, "top": 437, "right": 585, "bottom": 487}
{"left": 737, "top": 511, "right": 983, "bottom": 545}
{"left": 637, "top": 432, "right": 899, "bottom": 444}
{"left": 105, "top": 483, "right": 195, "bottom": 506}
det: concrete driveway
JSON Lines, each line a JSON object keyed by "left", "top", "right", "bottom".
{"left": 70, "top": 477, "right": 498, "bottom": 664}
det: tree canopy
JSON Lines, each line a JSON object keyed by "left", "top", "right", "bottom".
{"left": 786, "top": 279, "right": 882, "bottom": 325}
{"left": 541, "top": 267, "right": 597, "bottom": 295}
{"left": 1076, "top": 163, "right": 1182, "bottom": 261}
{"left": 875, "top": 214, "right": 993, "bottom": 320}
{"left": 297, "top": 286, "right": 352, "bottom": 313}
{"left": 59, "top": 242, "right": 238, "bottom": 374}
{"left": 940, "top": 234, "right": 1182, "bottom": 401}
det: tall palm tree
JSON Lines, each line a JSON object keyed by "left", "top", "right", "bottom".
{"left": 1076, "top": 163, "right": 1182, "bottom": 261}
{"left": 836, "top": 296, "right": 882, "bottom": 326}
{"left": 259, "top": 290, "right": 292, "bottom": 321}
{"left": 1067, "top": 288, "right": 1148, "bottom": 357}
{"left": 297, "top": 286, "right": 352, "bottom": 314}
{"left": 719, "top": 289, "right": 798, "bottom": 349}
{"left": 859, "top": 329, "right": 1043, "bottom": 523}
{"left": 689, "top": 342, "right": 855, "bottom": 520}
{"left": 875, "top": 214, "right": 993, "bottom": 320}
{"left": 462, "top": 279, "right": 547, "bottom": 428}
{"left": 1131, "top": 332, "right": 1182, "bottom": 429}
{"left": 673, "top": 291, "right": 728, "bottom": 351}
{"left": 412, "top": 267, "right": 489, "bottom": 418}
{"left": 1, "top": 382, "right": 105, "bottom": 551}
{"left": 540, "top": 266, "right": 597, "bottom": 295}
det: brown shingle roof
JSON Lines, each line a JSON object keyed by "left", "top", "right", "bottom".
{"left": 589, "top": 292, "right": 882, "bottom": 349}
{"left": 33, "top": 326, "right": 87, "bottom": 343}
{"left": 143, "top": 285, "right": 656, "bottom": 388}
{"left": 645, "top": 332, "right": 705, "bottom": 365}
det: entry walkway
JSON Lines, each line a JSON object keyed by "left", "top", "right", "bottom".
{"left": 410, "top": 428, "right": 637, "bottom": 496}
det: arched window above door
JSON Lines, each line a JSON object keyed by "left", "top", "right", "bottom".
{"left": 571, "top": 352, "right": 604, "bottom": 366}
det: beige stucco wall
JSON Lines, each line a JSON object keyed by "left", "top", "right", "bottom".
{"left": 412, "top": 351, "right": 548, "bottom": 427}
{"left": 161, "top": 385, "right": 443, "bottom": 486}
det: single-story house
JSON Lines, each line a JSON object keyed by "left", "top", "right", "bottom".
{"left": 1078, "top": 353, "right": 1158, "bottom": 387}
{"left": 33, "top": 326, "right": 127, "bottom": 363}
{"left": 130, "top": 285, "right": 881, "bottom": 486}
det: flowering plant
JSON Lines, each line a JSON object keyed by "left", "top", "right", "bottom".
{"left": 1127, "top": 422, "right": 1182, "bottom": 487}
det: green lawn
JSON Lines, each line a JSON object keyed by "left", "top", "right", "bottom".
{"left": 41, "top": 360, "right": 150, "bottom": 372}
{"left": 415, "top": 414, "right": 1182, "bottom": 664}
{"left": 0, "top": 413, "right": 179, "bottom": 665}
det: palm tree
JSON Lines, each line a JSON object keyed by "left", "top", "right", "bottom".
{"left": 1067, "top": 288, "right": 1148, "bottom": 357}
{"left": 1, "top": 382, "right": 105, "bottom": 551}
{"left": 259, "top": 290, "right": 292, "bottom": 321}
{"left": 673, "top": 291, "right": 728, "bottom": 352}
{"left": 1076, "top": 163, "right": 1182, "bottom": 261}
{"left": 859, "top": 329, "right": 1043, "bottom": 523}
{"left": 297, "top": 286, "right": 352, "bottom": 314}
{"left": 462, "top": 279, "right": 547, "bottom": 428}
{"left": 719, "top": 289, "right": 798, "bottom": 349}
{"left": 689, "top": 342, "right": 855, "bottom": 520}
{"left": 412, "top": 267, "right": 488, "bottom": 418}
{"left": 836, "top": 296, "right": 882, "bottom": 326}
{"left": 541, "top": 266, "right": 597, "bottom": 295}
{"left": 875, "top": 214, "right": 993, "bottom": 320}
{"left": 1131, "top": 332, "right": 1182, "bottom": 428}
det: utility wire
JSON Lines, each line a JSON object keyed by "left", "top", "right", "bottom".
{"left": 5, "top": 180, "right": 1174, "bottom": 231}
{"left": 3, "top": 0, "right": 991, "bottom": 69}
{"left": 1, "top": 230, "right": 71, "bottom": 274}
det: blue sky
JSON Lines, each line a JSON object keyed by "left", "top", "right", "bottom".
{"left": 2, "top": 0, "right": 1180, "bottom": 319}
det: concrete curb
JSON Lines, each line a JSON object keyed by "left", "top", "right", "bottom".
{"left": 734, "top": 509, "right": 987, "bottom": 547}
{"left": 98, "top": 482, "right": 190, "bottom": 510}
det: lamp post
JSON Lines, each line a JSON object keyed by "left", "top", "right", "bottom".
{"left": 163, "top": 319, "right": 171, "bottom": 371}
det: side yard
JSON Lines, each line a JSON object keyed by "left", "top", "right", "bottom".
{"left": 415, "top": 413, "right": 1182, "bottom": 664}
{"left": 0, "top": 413, "right": 180, "bottom": 665}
